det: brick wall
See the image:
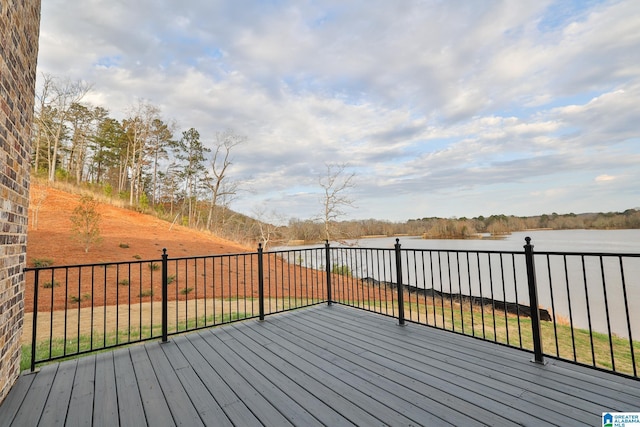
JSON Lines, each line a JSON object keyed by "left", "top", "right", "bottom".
{"left": 0, "top": 0, "right": 41, "bottom": 404}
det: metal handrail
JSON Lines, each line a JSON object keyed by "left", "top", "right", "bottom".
{"left": 24, "top": 238, "right": 639, "bottom": 379}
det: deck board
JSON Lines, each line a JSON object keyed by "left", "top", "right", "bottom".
{"left": 158, "top": 340, "right": 233, "bottom": 427}
{"left": 324, "top": 305, "right": 640, "bottom": 406}
{"left": 93, "top": 352, "right": 119, "bottom": 427}
{"left": 66, "top": 355, "right": 96, "bottom": 427}
{"left": 195, "top": 330, "right": 328, "bottom": 426}
{"left": 112, "top": 348, "right": 146, "bottom": 426}
{"left": 1, "top": 304, "right": 639, "bottom": 427}
{"left": 129, "top": 345, "right": 177, "bottom": 427}
{"left": 39, "top": 359, "right": 76, "bottom": 427}
{"left": 10, "top": 363, "right": 58, "bottom": 426}
{"left": 306, "top": 308, "right": 599, "bottom": 424}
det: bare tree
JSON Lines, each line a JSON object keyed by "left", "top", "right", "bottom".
{"left": 34, "top": 73, "right": 91, "bottom": 182}
{"left": 30, "top": 186, "right": 48, "bottom": 230}
{"left": 122, "top": 100, "right": 160, "bottom": 206}
{"left": 251, "top": 207, "right": 284, "bottom": 249}
{"left": 203, "top": 130, "right": 246, "bottom": 231}
{"left": 319, "top": 163, "right": 356, "bottom": 241}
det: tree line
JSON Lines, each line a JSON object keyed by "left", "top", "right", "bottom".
{"left": 32, "top": 73, "right": 254, "bottom": 242}
{"left": 283, "top": 210, "right": 640, "bottom": 243}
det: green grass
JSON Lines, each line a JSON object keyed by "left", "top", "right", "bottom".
{"left": 21, "top": 311, "right": 247, "bottom": 371}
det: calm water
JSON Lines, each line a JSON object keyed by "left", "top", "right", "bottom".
{"left": 276, "top": 230, "right": 640, "bottom": 338}
{"left": 349, "top": 229, "right": 640, "bottom": 253}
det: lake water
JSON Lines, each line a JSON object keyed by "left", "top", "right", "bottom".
{"left": 347, "top": 229, "right": 640, "bottom": 253}
{"left": 275, "top": 230, "right": 640, "bottom": 339}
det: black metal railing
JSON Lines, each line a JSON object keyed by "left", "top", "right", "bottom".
{"left": 325, "top": 238, "right": 639, "bottom": 379}
{"left": 24, "top": 238, "right": 639, "bottom": 379}
{"left": 25, "top": 246, "right": 327, "bottom": 370}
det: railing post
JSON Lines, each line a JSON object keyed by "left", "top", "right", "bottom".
{"left": 395, "top": 239, "right": 405, "bottom": 326}
{"left": 30, "top": 269, "right": 39, "bottom": 372}
{"left": 325, "top": 240, "right": 332, "bottom": 305}
{"left": 258, "top": 243, "right": 265, "bottom": 320}
{"left": 161, "top": 248, "right": 168, "bottom": 342}
{"left": 524, "top": 237, "right": 544, "bottom": 363}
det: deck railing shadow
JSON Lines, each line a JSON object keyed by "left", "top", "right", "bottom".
{"left": 24, "top": 238, "right": 639, "bottom": 379}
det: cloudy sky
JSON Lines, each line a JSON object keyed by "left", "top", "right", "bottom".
{"left": 37, "top": 0, "right": 640, "bottom": 222}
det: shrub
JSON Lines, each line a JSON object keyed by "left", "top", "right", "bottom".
{"left": 70, "top": 195, "right": 102, "bottom": 253}
{"left": 119, "top": 243, "right": 130, "bottom": 249}
{"left": 167, "top": 274, "right": 175, "bottom": 284}
{"left": 132, "top": 254, "right": 142, "bottom": 260}
{"left": 139, "top": 289, "right": 154, "bottom": 297}
{"left": 69, "top": 294, "right": 90, "bottom": 304}
{"left": 118, "top": 279, "right": 130, "bottom": 286}
{"left": 42, "top": 280, "right": 60, "bottom": 289}
{"left": 180, "top": 287, "right": 193, "bottom": 295}
{"left": 32, "top": 258, "right": 54, "bottom": 268}
{"left": 103, "top": 183, "right": 113, "bottom": 198}
{"left": 331, "top": 264, "right": 352, "bottom": 277}
{"left": 149, "top": 263, "right": 160, "bottom": 271}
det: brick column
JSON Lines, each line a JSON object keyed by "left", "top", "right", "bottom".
{"left": 0, "top": 0, "right": 41, "bottom": 403}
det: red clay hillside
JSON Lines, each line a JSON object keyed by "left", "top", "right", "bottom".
{"left": 27, "top": 183, "right": 252, "bottom": 267}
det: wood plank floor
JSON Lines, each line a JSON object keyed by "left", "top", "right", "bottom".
{"left": 1, "top": 304, "right": 638, "bottom": 426}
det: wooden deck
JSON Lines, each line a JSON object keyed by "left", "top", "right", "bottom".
{"left": 1, "top": 304, "right": 638, "bottom": 426}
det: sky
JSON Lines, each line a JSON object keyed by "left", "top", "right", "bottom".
{"left": 36, "top": 0, "right": 640, "bottom": 222}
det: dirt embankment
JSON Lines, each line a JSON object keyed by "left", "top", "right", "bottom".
{"left": 25, "top": 184, "right": 332, "bottom": 314}
{"left": 27, "top": 184, "right": 252, "bottom": 266}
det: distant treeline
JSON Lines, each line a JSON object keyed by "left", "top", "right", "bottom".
{"left": 283, "top": 209, "right": 640, "bottom": 242}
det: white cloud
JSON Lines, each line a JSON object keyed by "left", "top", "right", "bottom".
{"left": 595, "top": 175, "right": 616, "bottom": 182}
{"left": 36, "top": 0, "right": 640, "bottom": 221}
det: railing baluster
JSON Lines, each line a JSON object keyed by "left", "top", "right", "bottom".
{"left": 499, "top": 254, "right": 508, "bottom": 345}
{"left": 512, "top": 254, "right": 522, "bottom": 349}
{"left": 599, "top": 256, "right": 615, "bottom": 371}
{"left": 477, "top": 253, "right": 485, "bottom": 339}
{"left": 546, "top": 254, "right": 559, "bottom": 357}
{"left": 580, "top": 255, "right": 596, "bottom": 366}
{"left": 488, "top": 254, "right": 496, "bottom": 342}
{"left": 618, "top": 256, "right": 636, "bottom": 377}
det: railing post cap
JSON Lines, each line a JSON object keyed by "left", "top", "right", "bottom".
{"left": 162, "top": 248, "right": 167, "bottom": 255}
